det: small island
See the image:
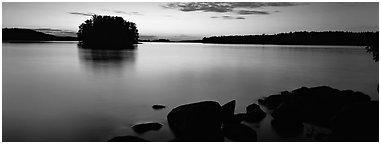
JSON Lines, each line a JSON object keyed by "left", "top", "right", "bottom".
{"left": 77, "top": 15, "right": 139, "bottom": 49}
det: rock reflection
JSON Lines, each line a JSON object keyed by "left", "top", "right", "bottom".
{"left": 78, "top": 45, "right": 137, "bottom": 74}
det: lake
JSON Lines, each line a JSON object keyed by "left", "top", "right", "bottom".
{"left": 3, "top": 42, "right": 378, "bottom": 142}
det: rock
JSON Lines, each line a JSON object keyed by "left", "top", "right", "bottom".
{"left": 221, "top": 100, "right": 236, "bottom": 122}
{"left": 222, "top": 123, "right": 257, "bottom": 141}
{"left": 167, "top": 101, "right": 224, "bottom": 141}
{"left": 108, "top": 135, "right": 149, "bottom": 142}
{"left": 271, "top": 100, "right": 302, "bottom": 121}
{"left": 260, "top": 86, "right": 372, "bottom": 129}
{"left": 152, "top": 104, "right": 166, "bottom": 110}
{"left": 225, "top": 113, "right": 264, "bottom": 124}
{"left": 339, "top": 90, "right": 371, "bottom": 104}
{"left": 258, "top": 93, "right": 292, "bottom": 109}
{"left": 330, "top": 101, "right": 378, "bottom": 142}
{"left": 246, "top": 103, "right": 266, "bottom": 122}
{"left": 131, "top": 122, "right": 163, "bottom": 134}
{"left": 271, "top": 118, "right": 304, "bottom": 137}
{"left": 225, "top": 113, "right": 247, "bottom": 124}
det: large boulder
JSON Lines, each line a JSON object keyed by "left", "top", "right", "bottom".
{"left": 167, "top": 101, "right": 224, "bottom": 141}
{"left": 246, "top": 103, "right": 266, "bottom": 122}
{"left": 222, "top": 123, "right": 257, "bottom": 141}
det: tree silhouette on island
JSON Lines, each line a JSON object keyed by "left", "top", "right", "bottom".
{"left": 77, "top": 15, "right": 139, "bottom": 49}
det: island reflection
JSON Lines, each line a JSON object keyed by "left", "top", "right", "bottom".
{"left": 77, "top": 45, "right": 137, "bottom": 74}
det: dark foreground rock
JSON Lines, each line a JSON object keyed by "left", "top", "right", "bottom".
{"left": 108, "top": 135, "right": 149, "bottom": 142}
{"left": 330, "top": 101, "right": 379, "bottom": 142}
{"left": 259, "top": 86, "right": 372, "bottom": 127}
{"left": 131, "top": 122, "right": 163, "bottom": 134}
{"left": 259, "top": 86, "right": 377, "bottom": 141}
{"left": 258, "top": 91, "right": 293, "bottom": 109}
{"left": 225, "top": 113, "right": 265, "bottom": 124}
{"left": 167, "top": 101, "right": 224, "bottom": 141}
{"left": 271, "top": 118, "right": 304, "bottom": 137}
{"left": 222, "top": 123, "right": 257, "bottom": 141}
{"left": 246, "top": 103, "right": 266, "bottom": 122}
{"left": 221, "top": 100, "right": 236, "bottom": 123}
{"left": 225, "top": 113, "right": 247, "bottom": 124}
{"left": 152, "top": 104, "right": 166, "bottom": 110}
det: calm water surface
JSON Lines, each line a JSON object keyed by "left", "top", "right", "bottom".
{"left": 3, "top": 42, "right": 378, "bottom": 141}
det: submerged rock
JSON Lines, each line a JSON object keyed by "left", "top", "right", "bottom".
{"left": 108, "top": 135, "right": 149, "bottom": 142}
{"left": 152, "top": 104, "right": 166, "bottom": 110}
{"left": 222, "top": 123, "right": 257, "bottom": 142}
{"left": 167, "top": 101, "right": 223, "bottom": 141}
{"left": 131, "top": 122, "right": 163, "bottom": 134}
{"left": 246, "top": 103, "right": 266, "bottom": 122}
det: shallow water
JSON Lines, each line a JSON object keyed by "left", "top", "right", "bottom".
{"left": 3, "top": 42, "right": 378, "bottom": 141}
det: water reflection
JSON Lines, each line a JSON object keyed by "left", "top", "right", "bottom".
{"left": 77, "top": 45, "right": 137, "bottom": 75}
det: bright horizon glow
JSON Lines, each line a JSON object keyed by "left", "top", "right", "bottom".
{"left": 2, "top": 2, "right": 379, "bottom": 40}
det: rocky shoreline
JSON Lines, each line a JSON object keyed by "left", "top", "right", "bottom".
{"left": 109, "top": 86, "right": 378, "bottom": 142}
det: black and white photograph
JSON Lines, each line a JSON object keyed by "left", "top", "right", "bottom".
{"left": 2, "top": 1, "right": 379, "bottom": 142}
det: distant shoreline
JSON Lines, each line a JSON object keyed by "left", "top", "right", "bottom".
{"left": 3, "top": 28, "right": 377, "bottom": 47}
{"left": 2, "top": 40, "right": 369, "bottom": 48}
{"left": 202, "top": 31, "right": 378, "bottom": 47}
{"left": 139, "top": 41, "right": 368, "bottom": 48}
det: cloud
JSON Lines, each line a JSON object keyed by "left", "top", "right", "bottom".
{"left": 222, "top": 15, "right": 234, "bottom": 19}
{"left": 163, "top": 2, "right": 234, "bottom": 13}
{"left": 237, "top": 10, "right": 270, "bottom": 15}
{"left": 162, "top": 2, "right": 307, "bottom": 15}
{"left": 110, "top": 10, "right": 128, "bottom": 14}
{"left": 68, "top": 12, "right": 95, "bottom": 16}
{"left": 210, "top": 16, "right": 246, "bottom": 20}
{"left": 131, "top": 12, "right": 143, "bottom": 15}
{"left": 102, "top": 9, "right": 143, "bottom": 15}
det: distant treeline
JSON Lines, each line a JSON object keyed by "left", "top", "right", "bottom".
{"left": 140, "top": 39, "right": 172, "bottom": 42}
{"left": 3, "top": 28, "right": 78, "bottom": 41}
{"left": 202, "top": 31, "right": 379, "bottom": 46}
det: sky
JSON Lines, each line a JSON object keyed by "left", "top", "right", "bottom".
{"left": 2, "top": 2, "right": 379, "bottom": 40}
